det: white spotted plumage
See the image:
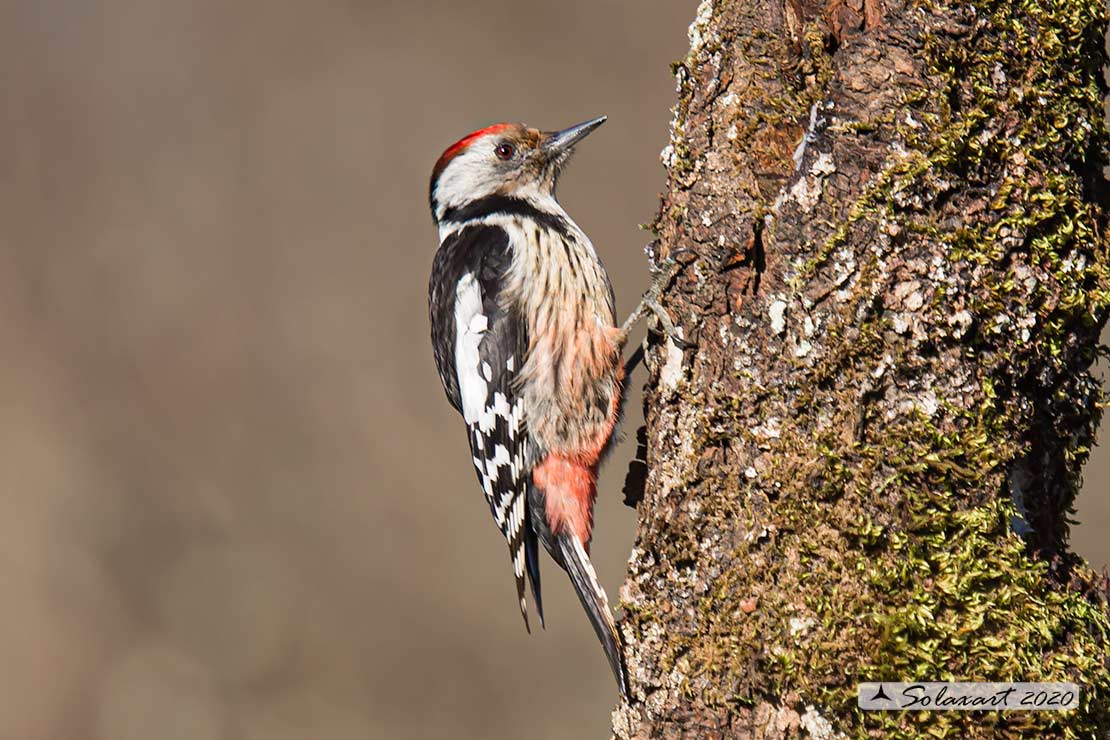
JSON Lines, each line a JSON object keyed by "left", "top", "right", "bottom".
{"left": 449, "top": 267, "right": 534, "bottom": 627}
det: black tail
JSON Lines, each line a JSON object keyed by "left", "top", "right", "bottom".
{"left": 524, "top": 514, "right": 545, "bottom": 629}
{"left": 555, "top": 532, "right": 631, "bottom": 701}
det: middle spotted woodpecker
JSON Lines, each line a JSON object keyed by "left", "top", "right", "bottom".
{"left": 427, "top": 116, "right": 681, "bottom": 700}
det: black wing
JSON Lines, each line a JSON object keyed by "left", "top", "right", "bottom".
{"left": 428, "top": 224, "right": 544, "bottom": 628}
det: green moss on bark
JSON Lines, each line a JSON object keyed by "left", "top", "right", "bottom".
{"left": 621, "top": 0, "right": 1110, "bottom": 738}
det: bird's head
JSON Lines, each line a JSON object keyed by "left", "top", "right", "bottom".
{"left": 429, "top": 116, "right": 606, "bottom": 223}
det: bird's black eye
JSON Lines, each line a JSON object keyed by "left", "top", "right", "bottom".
{"left": 495, "top": 142, "right": 515, "bottom": 160}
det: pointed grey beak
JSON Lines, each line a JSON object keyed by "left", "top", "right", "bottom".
{"left": 543, "top": 115, "right": 607, "bottom": 155}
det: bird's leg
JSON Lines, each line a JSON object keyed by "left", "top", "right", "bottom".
{"left": 618, "top": 253, "right": 694, "bottom": 376}
{"left": 617, "top": 254, "right": 692, "bottom": 345}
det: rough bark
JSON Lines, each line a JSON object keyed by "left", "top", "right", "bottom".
{"left": 614, "top": 1, "right": 1110, "bottom": 738}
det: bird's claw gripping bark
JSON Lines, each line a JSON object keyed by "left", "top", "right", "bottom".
{"left": 642, "top": 297, "right": 694, "bottom": 349}
{"left": 618, "top": 250, "right": 694, "bottom": 351}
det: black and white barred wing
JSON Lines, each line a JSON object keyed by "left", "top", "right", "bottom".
{"left": 428, "top": 225, "right": 542, "bottom": 628}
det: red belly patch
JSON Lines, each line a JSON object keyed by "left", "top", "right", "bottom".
{"left": 533, "top": 453, "right": 598, "bottom": 547}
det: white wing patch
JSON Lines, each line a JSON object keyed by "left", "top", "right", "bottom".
{"left": 455, "top": 272, "right": 489, "bottom": 428}
{"left": 452, "top": 270, "right": 535, "bottom": 626}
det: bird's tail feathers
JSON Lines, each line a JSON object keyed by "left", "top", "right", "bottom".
{"left": 556, "top": 532, "right": 631, "bottom": 701}
{"left": 509, "top": 537, "right": 532, "bottom": 634}
{"left": 525, "top": 516, "right": 545, "bottom": 629}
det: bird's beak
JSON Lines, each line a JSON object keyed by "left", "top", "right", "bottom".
{"left": 542, "top": 116, "right": 607, "bottom": 157}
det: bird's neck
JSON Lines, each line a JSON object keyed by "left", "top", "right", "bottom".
{"left": 436, "top": 189, "right": 570, "bottom": 245}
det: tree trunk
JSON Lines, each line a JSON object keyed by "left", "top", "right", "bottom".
{"left": 614, "top": 1, "right": 1110, "bottom": 738}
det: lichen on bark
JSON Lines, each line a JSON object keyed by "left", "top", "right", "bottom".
{"left": 614, "top": 1, "right": 1110, "bottom": 738}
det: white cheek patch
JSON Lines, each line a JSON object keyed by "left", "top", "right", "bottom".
{"left": 435, "top": 137, "right": 503, "bottom": 222}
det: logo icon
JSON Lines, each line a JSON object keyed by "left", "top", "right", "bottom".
{"left": 869, "top": 684, "right": 891, "bottom": 702}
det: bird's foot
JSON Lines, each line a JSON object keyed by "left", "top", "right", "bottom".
{"left": 617, "top": 250, "right": 694, "bottom": 350}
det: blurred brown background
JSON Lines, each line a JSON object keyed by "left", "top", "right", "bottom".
{"left": 0, "top": 3, "right": 1105, "bottom": 739}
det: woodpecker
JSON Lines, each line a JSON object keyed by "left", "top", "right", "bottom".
{"left": 427, "top": 117, "right": 680, "bottom": 700}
